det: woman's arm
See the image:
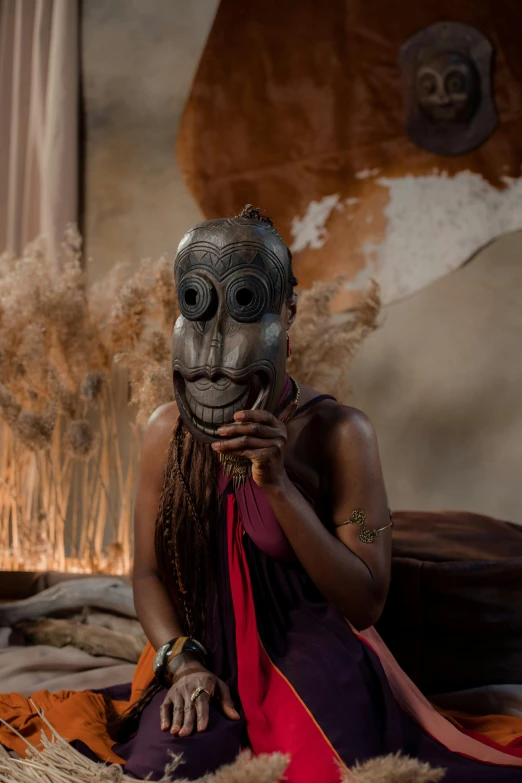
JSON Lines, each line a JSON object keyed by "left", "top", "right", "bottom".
{"left": 212, "top": 406, "right": 391, "bottom": 630}
{"left": 133, "top": 403, "right": 185, "bottom": 649}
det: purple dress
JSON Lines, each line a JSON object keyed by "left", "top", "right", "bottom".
{"left": 102, "top": 398, "right": 522, "bottom": 781}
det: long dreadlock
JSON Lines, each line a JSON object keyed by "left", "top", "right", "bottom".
{"left": 155, "top": 418, "right": 220, "bottom": 640}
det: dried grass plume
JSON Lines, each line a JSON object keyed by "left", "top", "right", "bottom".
{"left": 288, "top": 277, "right": 380, "bottom": 402}
{"left": 0, "top": 231, "right": 380, "bottom": 574}
{"left": 343, "top": 752, "right": 446, "bottom": 782}
{"left": 0, "top": 713, "right": 447, "bottom": 783}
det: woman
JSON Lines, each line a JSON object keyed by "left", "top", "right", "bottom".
{"left": 1, "top": 207, "right": 522, "bottom": 781}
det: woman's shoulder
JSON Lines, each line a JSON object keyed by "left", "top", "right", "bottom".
{"left": 140, "top": 401, "right": 179, "bottom": 462}
{"left": 147, "top": 400, "right": 179, "bottom": 430}
{"left": 297, "top": 384, "right": 371, "bottom": 425}
{"left": 295, "top": 385, "right": 376, "bottom": 451}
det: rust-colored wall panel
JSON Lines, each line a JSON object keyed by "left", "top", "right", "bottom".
{"left": 177, "top": 0, "right": 522, "bottom": 303}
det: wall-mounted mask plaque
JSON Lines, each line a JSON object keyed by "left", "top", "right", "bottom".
{"left": 399, "top": 22, "right": 497, "bottom": 156}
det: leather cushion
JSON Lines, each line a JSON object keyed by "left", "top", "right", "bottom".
{"left": 377, "top": 511, "right": 522, "bottom": 693}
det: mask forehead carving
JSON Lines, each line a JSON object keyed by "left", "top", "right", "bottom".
{"left": 175, "top": 218, "right": 288, "bottom": 311}
{"left": 399, "top": 22, "right": 497, "bottom": 156}
{"left": 172, "top": 216, "right": 293, "bottom": 443}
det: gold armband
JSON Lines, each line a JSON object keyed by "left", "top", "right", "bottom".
{"left": 335, "top": 510, "right": 393, "bottom": 543}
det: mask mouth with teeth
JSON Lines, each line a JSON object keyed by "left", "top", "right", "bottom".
{"left": 172, "top": 212, "right": 296, "bottom": 444}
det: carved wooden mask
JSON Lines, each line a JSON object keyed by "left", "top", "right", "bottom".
{"left": 399, "top": 22, "right": 497, "bottom": 156}
{"left": 172, "top": 218, "right": 292, "bottom": 443}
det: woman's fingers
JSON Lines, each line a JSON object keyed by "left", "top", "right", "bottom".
{"left": 212, "top": 437, "right": 285, "bottom": 455}
{"left": 217, "top": 422, "right": 283, "bottom": 440}
{"left": 215, "top": 680, "right": 240, "bottom": 721}
{"left": 234, "top": 410, "right": 279, "bottom": 425}
{"left": 165, "top": 676, "right": 235, "bottom": 737}
{"left": 170, "top": 692, "right": 184, "bottom": 735}
{"left": 178, "top": 700, "right": 197, "bottom": 737}
{"left": 160, "top": 695, "right": 173, "bottom": 732}
{"left": 194, "top": 691, "right": 210, "bottom": 732}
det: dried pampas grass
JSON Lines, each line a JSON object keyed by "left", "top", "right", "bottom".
{"left": 0, "top": 231, "right": 379, "bottom": 575}
{"left": 288, "top": 277, "right": 380, "bottom": 402}
{"left": 0, "top": 709, "right": 446, "bottom": 783}
{"left": 0, "top": 707, "right": 289, "bottom": 783}
{"left": 0, "top": 232, "right": 174, "bottom": 574}
{"left": 342, "top": 752, "right": 446, "bottom": 782}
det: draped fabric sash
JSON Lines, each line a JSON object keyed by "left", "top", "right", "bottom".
{"left": 226, "top": 492, "right": 346, "bottom": 782}
{"left": 226, "top": 483, "right": 522, "bottom": 780}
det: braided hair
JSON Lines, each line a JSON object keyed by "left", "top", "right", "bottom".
{"left": 108, "top": 206, "right": 292, "bottom": 741}
{"left": 155, "top": 418, "right": 220, "bottom": 640}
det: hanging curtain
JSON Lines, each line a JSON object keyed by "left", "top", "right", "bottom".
{"left": 0, "top": 0, "right": 78, "bottom": 259}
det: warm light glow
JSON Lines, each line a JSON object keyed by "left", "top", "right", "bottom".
{"left": 1, "top": 553, "right": 132, "bottom": 575}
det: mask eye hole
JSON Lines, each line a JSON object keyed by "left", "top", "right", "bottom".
{"left": 184, "top": 288, "right": 199, "bottom": 307}
{"left": 178, "top": 276, "right": 217, "bottom": 321}
{"left": 235, "top": 287, "right": 254, "bottom": 307}
{"left": 226, "top": 275, "right": 269, "bottom": 323}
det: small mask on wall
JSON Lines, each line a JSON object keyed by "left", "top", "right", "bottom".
{"left": 399, "top": 22, "right": 497, "bottom": 156}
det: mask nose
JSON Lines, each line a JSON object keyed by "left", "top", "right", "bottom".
{"left": 207, "top": 338, "right": 223, "bottom": 379}
{"left": 201, "top": 310, "right": 225, "bottom": 378}
{"left": 436, "top": 81, "right": 450, "bottom": 105}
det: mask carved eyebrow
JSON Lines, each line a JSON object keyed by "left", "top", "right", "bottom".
{"left": 175, "top": 240, "right": 286, "bottom": 314}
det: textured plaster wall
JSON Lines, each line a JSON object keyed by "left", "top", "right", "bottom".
{"left": 349, "top": 231, "right": 522, "bottom": 523}
{"left": 82, "top": 1, "right": 522, "bottom": 523}
{"left": 81, "top": 0, "right": 219, "bottom": 280}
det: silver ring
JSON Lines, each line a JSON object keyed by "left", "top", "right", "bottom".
{"left": 190, "top": 686, "right": 210, "bottom": 703}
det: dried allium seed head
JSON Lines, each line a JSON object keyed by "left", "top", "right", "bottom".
{"left": 66, "top": 419, "right": 98, "bottom": 459}
{"left": 14, "top": 403, "right": 57, "bottom": 451}
{"left": 81, "top": 371, "right": 105, "bottom": 401}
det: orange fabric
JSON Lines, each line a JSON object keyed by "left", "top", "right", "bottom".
{"left": 0, "top": 643, "right": 155, "bottom": 762}
{"left": 357, "top": 626, "right": 522, "bottom": 766}
{"left": 440, "top": 709, "right": 522, "bottom": 748}
{"left": 1, "top": 639, "right": 522, "bottom": 768}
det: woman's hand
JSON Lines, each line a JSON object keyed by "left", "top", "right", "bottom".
{"left": 211, "top": 410, "right": 288, "bottom": 490}
{"left": 160, "top": 658, "right": 240, "bottom": 736}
